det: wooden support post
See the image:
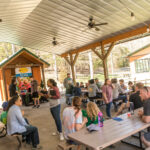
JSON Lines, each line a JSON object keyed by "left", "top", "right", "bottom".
{"left": 2, "top": 69, "right": 8, "bottom": 101}
{"left": 102, "top": 58, "right": 108, "bottom": 80}
{"left": 70, "top": 53, "right": 76, "bottom": 84}
{"left": 41, "top": 65, "right": 46, "bottom": 89}
{"left": 64, "top": 53, "right": 79, "bottom": 84}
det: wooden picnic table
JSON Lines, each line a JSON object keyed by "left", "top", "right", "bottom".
{"left": 68, "top": 108, "right": 150, "bottom": 150}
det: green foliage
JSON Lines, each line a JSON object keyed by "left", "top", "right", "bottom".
{"left": 93, "top": 58, "right": 103, "bottom": 70}
{"left": 112, "top": 46, "right": 130, "bottom": 68}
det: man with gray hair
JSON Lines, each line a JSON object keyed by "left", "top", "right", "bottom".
{"left": 138, "top": 86, "right": 150, "bottom": 148}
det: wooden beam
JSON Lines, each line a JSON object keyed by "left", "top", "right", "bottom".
{"left": 101, "top": 42, "right": 105, "bottom": 58}
{"left": 61, "top": 25, "right": 149, "bottom": 57}
{"left": 104, "top": 42, "right": 115, "bottom": 59}
{"left": 2, "top": 69, "right": 8, "bottom": 100}
{"left": 73, "top": 53, "right": 79, "bottom": 66}
{"left": 69, "top": 53, "right": 76, "bottom": 84}
{"left": 41, "top": 65, "right": 46, "bottom": 89}
{"left": 102, "top": 59, "right": 108, "bottom": 80}
{"left": 64, "top": 57, "right": 71, "bottom": 65}
{"left": 91, "top": 48, "right": 103, "bottom": 60}
{"left": 5, "top": 64, "right": 41, "bottom": 69}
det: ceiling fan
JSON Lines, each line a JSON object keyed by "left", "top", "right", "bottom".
{"left": 81, "top": 16, "right": 108, "bottom": 32}
{"left": 51, "top": 37, "right": 66, "bottom": 47}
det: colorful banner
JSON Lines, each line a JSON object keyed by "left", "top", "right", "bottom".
{"left": 15, "top": 67, "right": 32, "bottom": 77}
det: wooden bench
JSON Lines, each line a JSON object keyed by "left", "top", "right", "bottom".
{"left": 57, "top": 142, "right": 75, "bottom": 150}
{"left": 11, "top": 133, "right": 22, "bottom": 150}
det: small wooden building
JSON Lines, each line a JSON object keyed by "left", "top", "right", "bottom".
{"left": 0, "top": 48, "right": 50, "bottom": 102}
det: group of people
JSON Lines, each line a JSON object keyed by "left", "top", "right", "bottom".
{"left": 9, "top": 76, "right": 40, "bottom": 108}
{"left": 0, "top": 77, "right": 104, "bottom": 150}
{"left": 1, "top": 73, "right": 150, "bottom": 149}
{"left": 63, "top": 73, "right": 135, "bottom": 119}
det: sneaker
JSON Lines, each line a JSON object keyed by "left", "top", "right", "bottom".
{"left": 32, "top": 105, "right": 36, "bottom": 108}
{"left": 37, "top": 105, "right": 40, "bottom": 108}
{"left": 59, "top": 133, "right": 64, "bottom": 141}
{"left": 32, "top": 145, "right": 42, "bottom": 149}
{"left": 52, "top": 132, "right": 58, "bottom": 136}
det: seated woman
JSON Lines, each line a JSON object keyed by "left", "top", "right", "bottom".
{"left": 63, "top": 96, "right": 87, "bottom": 150}
{"left": 7, "top": 95, "right": 42, "bottom": 150}
{"left": 82, "top": 101, "right": 103, "bottom": 127}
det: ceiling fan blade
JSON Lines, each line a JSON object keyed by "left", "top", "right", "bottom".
{"left": 95, "top": 27, "right": 100, "bottom": 31}
{"left": 81, "top": 27, "right": 89, "bottom": 32}
{"left": 94, "top": 22, "right": 108, "bottom": 26}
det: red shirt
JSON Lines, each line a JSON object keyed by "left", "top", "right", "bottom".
{"left": 51, "top": 86, "right": 60, "bottom": 99}
{"left": 20, "top": 83, "right": 31, "bottom": 95}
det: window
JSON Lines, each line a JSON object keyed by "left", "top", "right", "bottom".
{"left": 135, "top": 58, "right": 150, "bottom": 73}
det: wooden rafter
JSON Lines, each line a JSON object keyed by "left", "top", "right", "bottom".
{"left": 73, "top": 53, "right": 79, "bottom": 66}
{"left": 91, "top": 48, "right": 103, "bottom": 60}
{"left": 64, "top": 56, "right": 71, "bottom": 65}
{"left": 61, "top": 25, "right": 149, "bottom": 57}
{"left": 104, "top": 42, "right": 115, "bottom": 59}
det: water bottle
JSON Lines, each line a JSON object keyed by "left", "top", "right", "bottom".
{"left": 130, "top": 102, "right": 134, "bottom": 115}
{"left": 98, "top": 112, "right": 103, "bottom": 127}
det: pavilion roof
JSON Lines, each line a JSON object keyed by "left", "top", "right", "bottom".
{"left": 0, "top": 0, "right": 150, "bottom": 55}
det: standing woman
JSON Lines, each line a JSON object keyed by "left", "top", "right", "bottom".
{"left": 9, "top": 77, "right": 18, "bottom": 97}
{"left": 47, "top": 79, "right": 64, "bottom": 141}
{"left": 102, "top": 79, "right": 113, "bottom": 118}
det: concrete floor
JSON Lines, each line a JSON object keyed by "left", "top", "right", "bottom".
{"left": 0, "top": 97, "right": 141, "bottom": 150}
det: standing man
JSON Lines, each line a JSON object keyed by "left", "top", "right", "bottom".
{"left": 63, "top": 73, "right": 74, "bottom": 105}
{"left": 138, "top": 87, "right": 150, "bottom": 148}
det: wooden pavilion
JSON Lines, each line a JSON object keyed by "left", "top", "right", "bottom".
{"left": 0, "top": 48, "right": 50, "bottom": 101}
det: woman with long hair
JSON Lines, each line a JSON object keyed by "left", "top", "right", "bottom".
{"left": 7, "top": 95, "right": 41, "bottom": 150}
{"left": 63, "top": 96, "right": 87, "bottom": 150}
{"left": 82, "top": 101, "right": 103, "bottom": 126}
{"left": 47, "top": 79, "right": 64, "bottom": 141}
{"left": 102, "top": 79, "right": 113, "bottom": 118}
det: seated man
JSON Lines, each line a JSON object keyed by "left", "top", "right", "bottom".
{"left": 138, "top": 87, "right": 150, "bottom": 148}
{"left": 73, "top": 82, "right": 82, "bottom": 97}
{"left": 116, "top": 82, "right": 143, "bottom": 116}
{"left": 7, "top": 96, "right": 41, "bottom": 149}
{"left": 0, "top": 102, "right": 8, "bottom": 125}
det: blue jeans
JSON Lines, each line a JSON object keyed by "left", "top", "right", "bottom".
{"left": 66, "top": 94, "right": 73, "bottom": 105}
{"left": 22, "top": 125, "right": 40, "bottom": 148}
{"left": 50, "top": 104, "right": 62, "bottom": 133}
{"left": 106, "top": 102, "right": 112, "bottom": 118}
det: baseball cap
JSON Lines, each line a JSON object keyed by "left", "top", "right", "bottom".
{"left": 2, "top": 102, "right": 8, "bottom": 110}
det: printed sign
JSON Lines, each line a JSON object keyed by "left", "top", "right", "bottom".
{"left": 15, "top": 67, "right": 32, "bottom": 77}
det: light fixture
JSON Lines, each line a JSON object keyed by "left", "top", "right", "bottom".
{"left": 119, "top": 0, "right": 135, "bottom": 21}
{"left": 147, "top": 26, "right": 150, "bottom": 33}
{"left": 131, "top": 12, "right": 135, "bottom": 21}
